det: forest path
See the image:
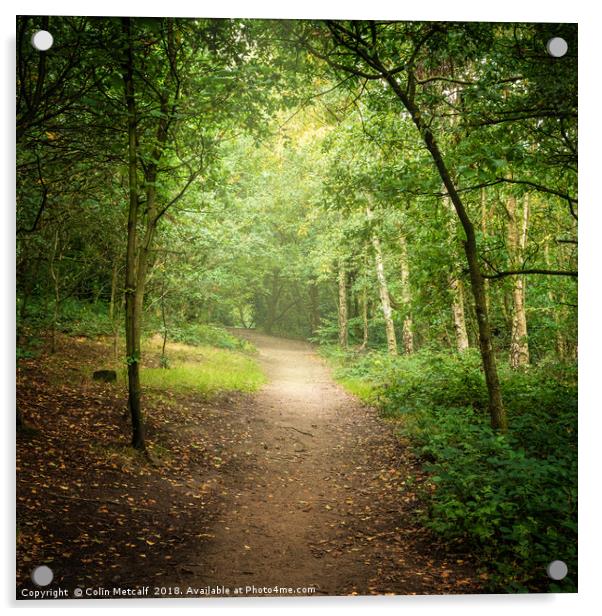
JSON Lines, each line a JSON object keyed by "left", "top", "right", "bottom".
{"left": 190, "top": 331, "right": 477, "bottom": 596}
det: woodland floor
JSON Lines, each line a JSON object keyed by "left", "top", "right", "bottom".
{"left": 16, "top": 330, "right": 482, "bottom": 599}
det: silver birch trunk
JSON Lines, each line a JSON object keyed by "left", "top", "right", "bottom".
{"left": 398, "top": 232, "right": 414, "bottom": 354}
{"left": 508, "top": 194, "right": 530, "bottom": 368}
{"left": 337, "top": 264, "right": 348, "bottom": 348}
{"left": 543, "top": 239, "right": 566, "bottom": 359}
{"left": 367, "top": 208, "right": 397, "bottom": 355}
{"left": 481, "top": 188, "right": 491, "bottom": 314}
{"left": 445, "top": 194, "right": 470, "bottom": 351}
{"left": 360, "top": 287, "right": 369, "bottom": 351}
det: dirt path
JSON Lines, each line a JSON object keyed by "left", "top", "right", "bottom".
{"left": 17, "top": 331, "right": 479, "bottom": 598}
{"left": 189, "top": 331, "right": 478, "bottom": 596}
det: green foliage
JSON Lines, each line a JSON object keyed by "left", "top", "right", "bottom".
{"left": 311, "top": 320, "right": 342, "bottom": 347}
{"left": 16, "top": 345, "right": 39, "bottom": 361}
{"left": 403, "top": 403, "right": 577, "bottom": 592}
{"left": 331, "top": 348, "right": 577, "bottom": 592}
{"left": 333, "top": 347, "right": 488, "bottom": 413}
{"left": 21, "top": 297, "right": 114, "bottom": 338}
{"left": 58, "top": 299, "right": 115, "bottom": 337}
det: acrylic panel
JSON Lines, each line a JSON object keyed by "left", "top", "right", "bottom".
{"left": 16, "top": 15, "right": 578, "bottom": 600}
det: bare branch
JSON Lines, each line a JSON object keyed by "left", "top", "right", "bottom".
{"left": 482, "top": 268, "right": 577, "bottom": 280}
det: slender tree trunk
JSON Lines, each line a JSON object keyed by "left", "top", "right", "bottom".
{"left": 17, "top": 256, "right": 40, "bottom": 348}
{"left": 121, "top": 18, "right": 177, "bottom": 449}
{"left": 544, "top": 239, "right": 566, "bottom": 359}
{"left": 265, "top": 270, "right": 280, "bottom": 335}
{"left": 481, "top": 189, "right": 491, "bottom": 314}
{"left": 109, "top": 261, "right": 120, "bottom": 363}
{"left": 49, "top": 229, "right": 61, "bottom": 354}
{"left": 121, "top": 17, "right": 145, "bottom": 450}
{"left": 462, "top": 223, "right": 506, "bottom": 430}
{"left": 160, "top": 278, "right": 168, "bottom": 364}
{"left": 309, "top": 280, "right": 320, "bottom": 335}
{"left": 238, "top": 305, "right": 249, "bottom": 329}
{"left": 445, "top": 194, "right": 470, "bottom": 352}
{"left": 367, "top": 208, "right": 397, "bottom": 355}
{"left": 337, "top": 263, "right": 348, "bottom": 348}
{"left": 450, "top": 276, "right": 470, "bottom": 352}
{"left": 507, "top": 194, "right": 530, "bottom": 368}
{"left": 398, "top": 232, "right": 414, "bottom": 354}
{"left": 359, "top": 286, "right": 369, "bottom": 351}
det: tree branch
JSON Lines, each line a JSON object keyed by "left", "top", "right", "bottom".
{"left": 482, "top": 268, "right": 577, "bottom": 280}
{"left": 17, "top": 154, "right": 49, "bottom": 235}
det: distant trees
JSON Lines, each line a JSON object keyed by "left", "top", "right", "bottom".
{"left": 302, "top": 20, "right": 577, "bottom": 431}
{"left": 17, "top": 18, "right": 577, "bottom": 438}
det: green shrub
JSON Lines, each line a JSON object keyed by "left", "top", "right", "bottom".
{"left": 58, "top": 298, "right": 114, "bottom": 337}
{"left": 332, "top": 347, "right": 488, "bottom": 413}
{"left": 20, "top": 297, "right": 114, "bottom": 338}
{"left": 400, "top": 404, "right": 577, "bottom": 592}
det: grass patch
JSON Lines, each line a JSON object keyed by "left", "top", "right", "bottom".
{"left": 141, "top": 342, "right": 265, "bottom": 395}
{"left": 70, "top": 330, "right": 264, "bottom": 397}
{"left": 338, "top": 377, "right": 375, "bottom": 403}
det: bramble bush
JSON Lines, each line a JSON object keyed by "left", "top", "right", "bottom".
{"left": 329, "top": 347, "right": 577, "bottom": 592}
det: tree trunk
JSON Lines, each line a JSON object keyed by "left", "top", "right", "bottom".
{"left": 309, "top": 280, "right": 320, "bottom": 335}
{"left": 337, "top": 263, "right": 348, "bottom": 348}
{"left": 544, "top": 239, "right": 566, "bottom": 359}
{"left": 481, "top": 188, "right": 491, "bottom": 314}
{"left": 17, "top": 255, "right": 40, "bottom": 348}
{"left": 450, "top": 276, "right": 470, "bottom": 352}
{"left": 265, "top": 270, "right": 281, "bottom": 335}
{"left": 160, "top": 279, "right": 168, "bottom": 364}
{"left": 238, "top": 305, "right": 250, "bottom": 329}
{"left": 383, "top": 77, "right": 505, "bottom": 429}
{"left": 359, "top": 286, "right": 369, "bottom": 351}
{"left": 367, "top": 208, "right": 397, "bottom": 355}
{"left": 507, "top": 194, "right": 530, "bottom": 368}
{"left": 119, "top": 19, "right": 183, "bottom": 448}
{"left": 121, "top": 17, "right": 145, "bottom": 450}
{"left": 444, "top": 192, "right": 470, "bottom": 352}
{"left": 48, "top": 229, "right": 61, "bottom": 354}
{"left": 398, "top": 232, "right": 414, "bottom": 354}
{"left": 109, "top": 261, "right": 120, "bottom": 362}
